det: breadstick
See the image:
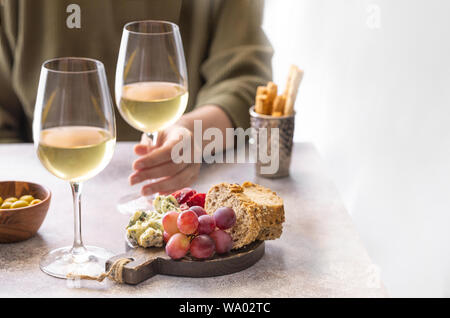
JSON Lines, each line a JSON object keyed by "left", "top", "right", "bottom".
{"left": 283, "top": 65, "right": 296, "bottom": 96}
{"left": 284, "top": 65, "right": 303, "bottom": 116}
{"left": 272, "top": 95, "right": 285, "bottom": 115}
{"left": 256, "top": 93, "right": 272, "bottom": 115}
{"left": 256, "top": 86, "right": 268, "bottom": 97}
{"left": 255, "top": 86, "right": 267, "bottom": 114}
{"left": 255, "top": 95, "right": 267, "bottom": 114}
{"left": 262, "top": 95, "right": 272, "bottom": 115}
{"left": 272, "top": 111, "right": 283, "bottom": 117}
{"left": 266, "top": 82, "right": 277, "bottom": 105}
{"left": 263, "top": 82, "right": 277, "bottom": 115}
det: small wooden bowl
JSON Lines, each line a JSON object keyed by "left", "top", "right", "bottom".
{"left": 0, "top": 181, "right": 51, "bottom": 243}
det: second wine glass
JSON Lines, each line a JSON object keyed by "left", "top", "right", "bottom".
{"left": 115, "top": 20, "right": 188, "bottom": 214}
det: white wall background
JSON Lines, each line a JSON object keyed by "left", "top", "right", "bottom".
{"left": 263, "top": 0, "right": 450, "bottom": 297}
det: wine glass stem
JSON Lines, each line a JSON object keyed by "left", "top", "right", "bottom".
{"left": 70, "top": 181, "right": 86, "bottom": 254}
{"left": 146, "top": 132, "right": 158, "bottom": 148}
{"left": 145, "top": 132, "right": 158, "bottom": 190}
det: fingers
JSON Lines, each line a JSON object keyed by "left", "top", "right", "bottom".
{"left": 141, "top": 163, "right": 200, "bottom": 196}
{"left": 133, "top": 142, "right": 176, "bottom": 170}
{"left": 134, "top": 134, "right": 150, "bottom": 155}
{"left": 130, "top": 126, "right": 197, "bottom": 194}
{"left": 134, "top": 143, "right": 148, "bottom": 156}
{"left": 134, "top": 133, "right": 160, "bottom": 156}
{"left": 129, "top": 160, "right": 188, "bottom": 185}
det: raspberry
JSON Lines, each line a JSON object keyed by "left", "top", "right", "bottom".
{"left": 171, "top": 188, "right": 197, "bottom": 204}
{"left": 186, "top": 193, "right": 206, "bottom": 208}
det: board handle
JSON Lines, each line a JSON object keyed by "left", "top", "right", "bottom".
{"left": 106, "top": 247, "right": 165, "bottom": 285}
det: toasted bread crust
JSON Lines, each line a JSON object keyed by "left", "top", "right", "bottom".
{"left": 205, "top": 182, "right": 285, "bottom": 249}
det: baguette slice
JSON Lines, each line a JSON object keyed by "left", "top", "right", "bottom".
{"left": 205, "top": 182, "right": 285, "bottom": 249}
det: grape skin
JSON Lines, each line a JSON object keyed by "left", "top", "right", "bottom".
{"left": 177, "top": 210, "right": 199, "bottom": 235}
{"left": 166, "top": 233, "right": 190, "bottom": 259}
{"left": 190, "top": 234, "right": 215, "bottom": 259}
{"left": 210, "top": 229, "right": 233, "bottom": 254}
{"left": 197, "top": 215, "right": 216, "bottom": 235}
{"left": 213, "top": 207, "right": 236, "bottom": 230}
{"left": 162, "top": 210, "right": 180, "bottom": 235}
{"left": 189, "top": 206, "right": 207, "bottom": 217}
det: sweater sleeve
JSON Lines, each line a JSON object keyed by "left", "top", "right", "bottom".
{"left": 0, "top": 3, "right": 27, "bottom": 143}
{"left": 195, "top": 0, "right": 273, "bottom": 129}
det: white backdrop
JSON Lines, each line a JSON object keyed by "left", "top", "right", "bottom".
{"left": 263, "top": 0, "right": 450, "bottom": 297}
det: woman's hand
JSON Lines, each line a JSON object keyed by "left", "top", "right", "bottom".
{"left": 128, "top": 105, "right": 233, "bottom": 196}
{"left": 129, "top": 125, "right": 201, "bottom": 196}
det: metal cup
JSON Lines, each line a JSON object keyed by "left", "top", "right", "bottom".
{"left": 249, "top": 106, "right": 295, "bottom": 178}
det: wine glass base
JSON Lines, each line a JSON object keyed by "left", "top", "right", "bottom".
{"left": 116, "top": 192, "right": 155, "bottom": 215}
{"left": 40, "top": 246, "right": 115, "bottom": 279}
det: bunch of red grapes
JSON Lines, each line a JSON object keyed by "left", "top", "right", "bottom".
{"left": 163, "top": 188, "right": 236, "bottom": 260}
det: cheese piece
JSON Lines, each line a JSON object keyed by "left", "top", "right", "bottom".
{"left": 126, "top": 210, "right": 164, "bottom": 248}
{"left": 153, "top": 195, "right": 179, "bottom": 214}
{"left": 138, "top": 226, "right": 163, "bottom": 247}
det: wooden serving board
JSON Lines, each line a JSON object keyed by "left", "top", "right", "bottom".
{"left": 106, "top": 240, "right": 265, "bottom": 285}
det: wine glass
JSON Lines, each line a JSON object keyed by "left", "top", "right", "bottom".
{"left": 33, "top": 57, "right": 116, "bottom": 278}
{"left": 115, "top": 20, "right": 188, "bottom": 214}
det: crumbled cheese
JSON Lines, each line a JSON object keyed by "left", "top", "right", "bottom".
{"left": 126, "top": 209, "right": 163, "bottom": 248}
{"left": 138, "top": 227, "right": 163, "bottom": 247}
{"left": 153, "top": 195, "right": 179, "bottom": 214}
{"left": 126, "top": 195, "right": 181, "bottom": 248}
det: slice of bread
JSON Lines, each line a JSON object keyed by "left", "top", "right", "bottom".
{"left": 205, "top": 181, "right": 285, "bottom": 249}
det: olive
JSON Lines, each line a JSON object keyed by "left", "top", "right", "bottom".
{"left": 11, "top": 200, "right": 29, "bottom": 209}
{"left": 4, "top": 197, "right": 18, "bottom": 203}
{"left": 19, "top": 195, "right": 34, "bottom": 203}
{"left": 1, "top": 202, "right": 12, "bottom": 209}
{"left": 30, "top": 199, "right": 42, "bottom": 205}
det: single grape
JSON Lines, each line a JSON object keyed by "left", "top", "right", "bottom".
{"left": 213, "top": 207, "right": 236, "bottom": 230}
{"left": 165, "top": 233, "right": 190, "bottom": 259}
{"left": 162, "top": 211, "right": 180, "bottom": 235}
{"left": 177, "top": 210, "right": 199, "bottom": 235}
{"left": 210, "top": 229, "right": 233, "bottom": 254}
{"left": 190, "top": 235, "right": 215, "bottom": 259}
{"left": 163, "top": 231, "right": 171, "bottom": 244}
{"left": 189, "top": 206, "right": 207, "bottom": 217}
{"left": 197, "top": 215, "right": 216, "bottom": 235}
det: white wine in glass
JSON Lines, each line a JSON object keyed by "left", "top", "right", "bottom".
{"left": 120, "top": 81, "right": 188, "bottom": 133}
{"left": 33, "top": 57, "right": 116, "bottom": 279}
{"left": 38, "top": 126, "right": 115, "bottom": 182}
{"left": 115, "top": 20, "right": 188, "bottom": 214}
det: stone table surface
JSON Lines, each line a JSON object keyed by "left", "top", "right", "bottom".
{"left": 0, "top": 142, "right": 387, "bottom": 297}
